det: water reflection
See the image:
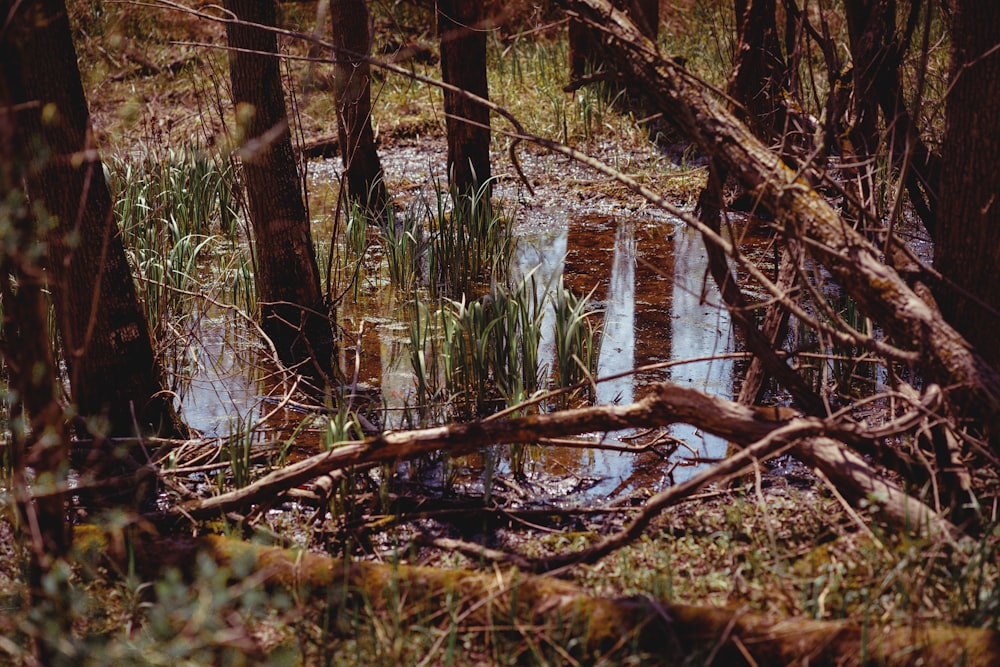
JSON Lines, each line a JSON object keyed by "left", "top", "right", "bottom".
{"left": 667, "top": 226, "right": 734, "bottom": 481}
{"left": 596, "top": 217, "right": 636, "bottom": 406}
{"left": 177, "top": 150, "right": 741, "bottom": 502}
{"left": 175, "top": 312, "right": 264, "bottom": 438}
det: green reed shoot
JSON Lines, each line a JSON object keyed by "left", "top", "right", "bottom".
{"left": 552, "top": 279, "right": 601, "bottom": 403}
{"left": 426, "top": 178, "right": 512, "bottom": 299}
{"left": 379, "top": 206, "right": 426, "bottom": 293}
{"left": 108, "top": 145, "right": 246, "bottom": 340}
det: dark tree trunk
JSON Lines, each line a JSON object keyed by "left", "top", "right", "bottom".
{"left": 569, "top": 0, "right": 658, "bottom": 79}
{"left": 224, "top": 0, "right": 337, "bottom": 390}
{"left": 1, "top": 61, "right": 73, "bottom": 656}
{"left": 729, "top": 0, "right": 787, "bottom": 143}
{"left": 0, "top": 0, "right": 181, "bottom": 439}
{"left": 933, "top": 1, "right": 1000, "bottom": 370}
{"left": 844, "top": 0, "right": 940, "bottom": 233}
{"left": 437, "top": 0, "right": 492, "bottom": 195}
{"left": 331, "top": 0, "right": 388, "bottom": 218}
{"left": 559, "top": 0, "right": 1000, "bottom": 441}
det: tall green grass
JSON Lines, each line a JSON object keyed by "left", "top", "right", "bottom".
{"left": 426, "top": 179, "right": 513, "bottom": 299}
{"left": 552, "top": 278, "right": 600, "bottom": 403}
{"left": 409, "top": 271, "right": 600, "bottom": 420}
{"left": 108, "top": 146, "right": 251, "bottom": 338}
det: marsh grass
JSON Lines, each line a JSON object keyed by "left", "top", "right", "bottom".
{"left": 552, "top": 279, "right": 601, "bottom": 403}
{"left": 408, "top": 269, "right": 599, "bottom": 423}
{"left": 379, "top": 207, "right": 426, "bottom": 293}
{"left": 6, "top": 4, "right": 994, "bottom": 665}
{"left": 427, "top": 180, "right": 513, "bottom": 299}
{"left": 109, "top": 145, "right": 248, "bottom": 332}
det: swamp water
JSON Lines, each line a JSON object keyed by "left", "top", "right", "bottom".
{"left": 176, "top": 142, "right": 748, "bottom": 506}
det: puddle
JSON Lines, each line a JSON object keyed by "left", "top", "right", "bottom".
{"left": 178, "top": 138, "right": 744, "bottom": 503}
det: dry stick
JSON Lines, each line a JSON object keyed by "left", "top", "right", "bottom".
{"left": 172, "top": 382, "right": 955, "bottom": 554}
{"left": 415, "top": 535, "right": 533, "bottom": 570}
{"left": 737, "top": 243, "right": 800, "bottom": 404}
{"left": 152, "top": 0, "right": 976, "bottom": 541}
{"left": 697, "top": 159, "right": 826, "bottom": 416}
{"left": 173, "top": 383, "right": 788, "bottom": 519}
{"left": 159, "top": 0, "right": 919, "bottom": 374}
{"left": 534, "top": 392, "right": 958, "bottom": 574}
{"left": 533, "top": 420, "right": 817, "bottom": 573}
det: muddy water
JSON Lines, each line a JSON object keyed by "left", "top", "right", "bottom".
{"left": 178, "top": 140, "right": 742, "bottom": 503}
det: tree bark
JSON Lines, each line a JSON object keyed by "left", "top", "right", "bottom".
{"left": 0, "top": 63, "right": 74, "bottom": 660}
{"left": 331, "top": 0, "right": 388, "bottom": 218}
{"left": 933, "top": 1, "right": 1000, "bottom": 371}
{"left": 569, "top": 0, "right": 658, "bottom": 79}
{"left": 224, "top": 0, "right": 337, "bottom": 390}
{"left": 174, "top": 381, "right": 952, "bottom": 546}
{"left": 0, "top": 0, "right": 181, "bottom": 439}
{"left": 437, "top": 0, "right": 492, "bottom": 195}
{"left": 729, "top": 0, "right": 787, "bottom": 143}
{"left": 844, "top": 0, "right": 940, "bottom": 233}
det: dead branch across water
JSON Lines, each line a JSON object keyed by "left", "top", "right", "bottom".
{"left": 171, "top": 382, "right": 957, "bottom": 551}
{"left": 558, "top": 0, "right": 1000, "bottom": 436}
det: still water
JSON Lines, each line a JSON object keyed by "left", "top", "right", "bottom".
{"left": 178, "top": 144, "right": 739, "bottom": 503}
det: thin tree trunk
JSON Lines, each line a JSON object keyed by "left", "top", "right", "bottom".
{"left": 437, "top": 0, "right": 491, "bottom": 196}
{"left": 845, "top": 0, "right": 940, "bottom": 233}
{"left": 569, "top": 0, "right": 659, "bottom": 79}
{"left": 331, "top": 0, "right": 387, "bottom": 218}
{"left": 224, "top": 0, "right": 337, "bottom": 391}
{"left": 729, "top": 0, "right": 787, "bottom": 143}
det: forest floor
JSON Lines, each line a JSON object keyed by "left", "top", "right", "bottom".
{"left": 1, "top": 1, "right": 997, "bottom": 665}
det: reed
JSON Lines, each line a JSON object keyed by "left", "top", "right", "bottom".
{"left": 426, "top": 179, "right": 512, "bottom": 299}
{"left": 551, "top": 279, "right": 601, "bottom": 403}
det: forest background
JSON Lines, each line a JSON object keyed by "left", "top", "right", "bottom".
{"left": 2, "top": 0, "right": 1000, "bottom": 664}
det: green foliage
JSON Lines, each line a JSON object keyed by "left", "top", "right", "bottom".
{"left": 427, "top": 179, "right": 513, "bottom": 299}
{"left": 108, "top": 146, "right": 253, "bottom": 341}
{"left": 379, "top": 207, "right": 426, "bottom": 293}
{"left": 551, "top": 279, "right": 601, "bottom": 402}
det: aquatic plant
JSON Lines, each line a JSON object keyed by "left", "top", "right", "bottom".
{"left": 379, "top": 206, "right": 426, "bottom": 293}
{"left": 552, "top": 279, "right": 601, "bottom": 403}
{"left": 108, "top": 146, "right": 251, "bottom": 343}
{"left": 426, "top": 177, "right": 512, "bottom": 299}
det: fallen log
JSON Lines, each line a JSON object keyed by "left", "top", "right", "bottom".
{"left": 559, "top": 0, "right": 1000, "bottom": 438}
{"left": 171, "top": 382, "right": 957, "bottom": 546}
{"left": 74, "top": 525, "right": 1000, "bottom": 666}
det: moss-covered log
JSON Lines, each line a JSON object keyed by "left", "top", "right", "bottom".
{"left": 75, "top": 526, "right": 1000, "bottom": 666}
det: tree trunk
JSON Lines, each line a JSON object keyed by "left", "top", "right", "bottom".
{"left": 844, "top": 0, "right": 940, "bottom": 233}
{"left": 933, "top": 1, "right": 1000, "bottom": 371}
{"left": 78, "top": 526, "right": 1000, "bottom": 667}
{"left": 224, "top": 0, "right": 337, "bottom": 391}
{"left": 331, "top": 0, "right": 388, "bottom": 218}
{"left": 437, "top": 0, "right": 492, "bottom": 196}
{"left": 729, "top": 0, "right": 787, "bottom": 143}
{"left": 0, "top": 0, "right": 181, "bottom": 439}
{"left": 0, "top": 62, "right": 74, "bottom": 661}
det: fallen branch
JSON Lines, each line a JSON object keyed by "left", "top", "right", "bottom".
{"left": 169, "top": 382, "right": 958, "bottom": 547}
